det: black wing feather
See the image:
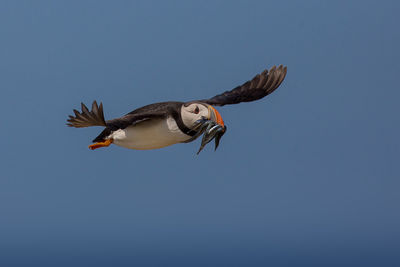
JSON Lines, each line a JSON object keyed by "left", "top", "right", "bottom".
{"left": 200, "top": 65, "right": 287, "bottom": 106}
{"left": 67, "top": 101, "right": 107, "bottom": 128}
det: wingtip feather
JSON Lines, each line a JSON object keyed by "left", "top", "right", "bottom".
{"left": 67, "top": 101, "right": 107, "bottom": 128}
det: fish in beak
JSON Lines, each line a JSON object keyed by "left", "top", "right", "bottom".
{"left": 186, "top": 105, "right": 227, "bottom": 154}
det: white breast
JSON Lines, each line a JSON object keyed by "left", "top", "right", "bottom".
{"left": 109, "top": 116, "right": 191, "bottom": 150}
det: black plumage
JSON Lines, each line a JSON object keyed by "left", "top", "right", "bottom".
{"left": 200, "top": 65, "right": 287, "bottom": 106}
{"left": 67, "top": 101, "right": 106, "bottom": 128}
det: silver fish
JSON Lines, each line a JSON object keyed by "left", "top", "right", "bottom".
{"left": 183, "top": 118, "right": 226, "bottom": 154}
{"left": 196, "top": 122, "right": 226, "bottom": 155}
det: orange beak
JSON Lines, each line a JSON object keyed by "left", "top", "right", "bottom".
{"left": 208, "top": 105, "right": 225, "bottom": 128}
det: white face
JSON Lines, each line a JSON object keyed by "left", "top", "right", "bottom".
{"left": 181, "top": 103, "right": 210, "bottom": 129}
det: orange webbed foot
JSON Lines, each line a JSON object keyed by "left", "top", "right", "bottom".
{"left": 89, "top": 139, "right": 113, "bottom": 150}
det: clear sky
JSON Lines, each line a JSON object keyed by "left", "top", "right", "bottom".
{"left": 1, "top": 1, "right": 399, "bottom": 266}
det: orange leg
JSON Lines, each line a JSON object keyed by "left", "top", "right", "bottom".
{"left": 88, "top": 139, "right": 113, "bottom": 150}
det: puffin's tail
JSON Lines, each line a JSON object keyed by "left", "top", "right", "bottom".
{"left": 67, "top": 101, "right": 106, "bottom": 128}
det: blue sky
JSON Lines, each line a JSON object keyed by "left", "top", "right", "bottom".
{"left": 0, "top": 1, "right": 399, "bottom": 266}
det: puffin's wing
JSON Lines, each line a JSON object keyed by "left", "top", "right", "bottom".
{"left": 67, "top": 101, "right": 166, "bottom": 130}
{"left": 67, "top": 101, "right": 107, "bottom": 128}
{"left": 200, "top": 65, "right": 287, "bottom": 107}
{"left": 105, "top": 102, "right": 183, "bottom": 130}
{"left": 105, "top": 112, "right": 166, "bottom": 131}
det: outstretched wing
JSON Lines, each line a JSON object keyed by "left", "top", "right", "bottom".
{"left": 67, "top": 101, "right": 107, "bottom": 128}
{"left": 105, "top": 101, "right": 183, "bottom": 131}
{"left": 200, "top": 65, "right": 287, "bottom": 107}
{"left": 105, "top": 112, "right": 166, "bottom": 131}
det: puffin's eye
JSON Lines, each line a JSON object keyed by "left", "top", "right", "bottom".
{"left": 194, "top": 106, "right": 200, "bottom": 114}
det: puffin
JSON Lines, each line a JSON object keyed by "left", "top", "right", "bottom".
{"left": 67, "top": 65, "right": 287, "bottom": 153}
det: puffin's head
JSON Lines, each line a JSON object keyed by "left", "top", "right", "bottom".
{"left": 181, "top": 102, "right": 224, "bottom": 130}
{"left": 181, "top": 102, "right": 226, "bottom": 154}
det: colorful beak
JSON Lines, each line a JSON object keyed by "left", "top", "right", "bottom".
{"left": 208, "top": 105, "right": 225, "bottom": 128}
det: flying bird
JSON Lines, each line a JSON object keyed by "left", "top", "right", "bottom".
{"left": 67, "top": 65, "right": 287, "bottom": 153}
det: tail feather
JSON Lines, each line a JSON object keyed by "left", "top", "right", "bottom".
{"left": 67, "top": 101, "right": 106, "bottom": 128}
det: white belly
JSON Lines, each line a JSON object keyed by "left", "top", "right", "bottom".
{"left": 109, "top": 117, "right": 191, "bottom": 150}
